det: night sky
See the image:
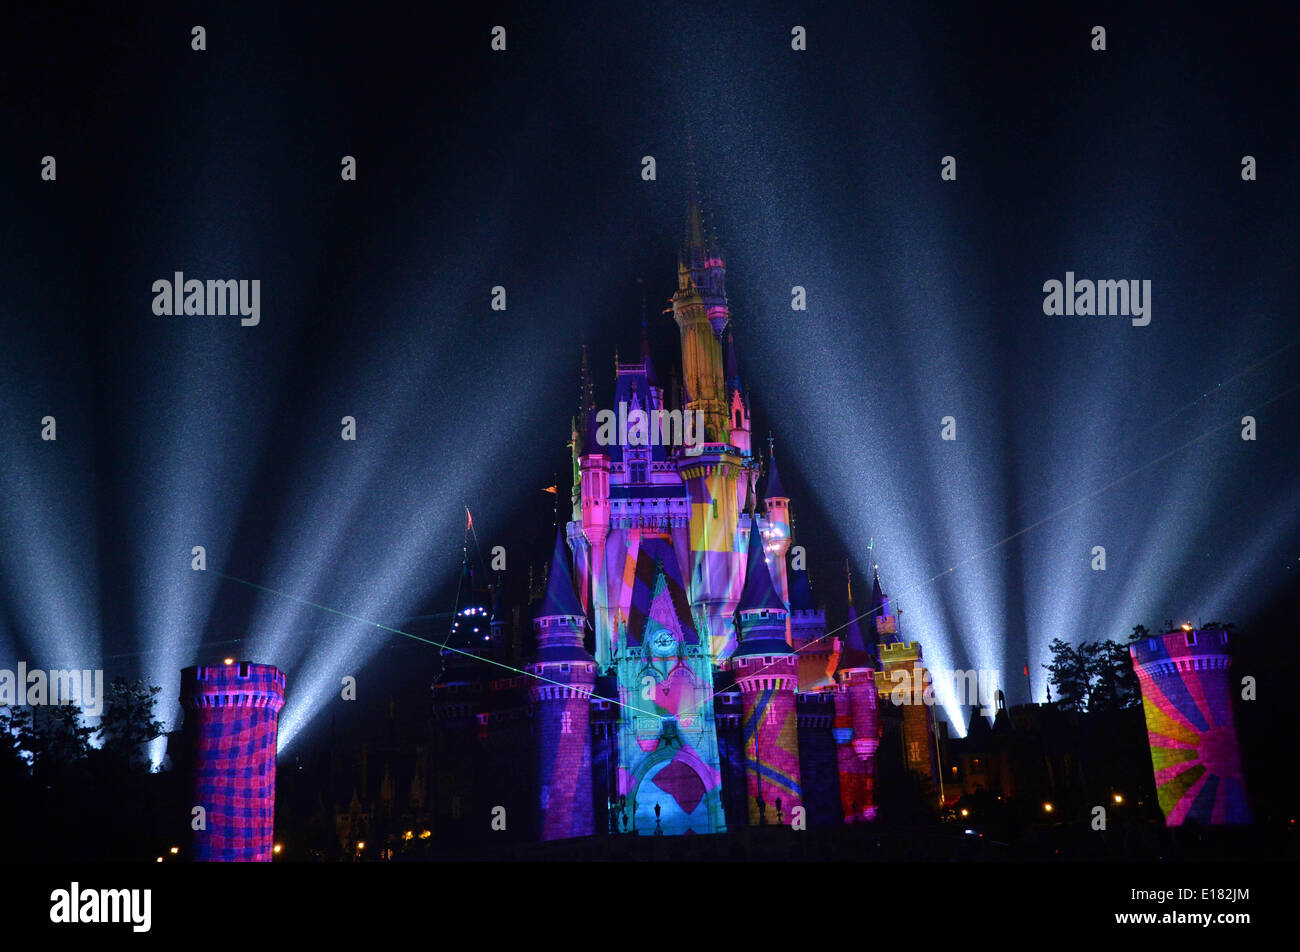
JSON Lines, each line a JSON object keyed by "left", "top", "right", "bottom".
{"left": 2, "top": 2, "right": 1297, "bottom": 752}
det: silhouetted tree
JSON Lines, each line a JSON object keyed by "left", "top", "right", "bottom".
{"left": 96, "top": 677, "right": 165, "bottom": 774}
{"left": 21, "top": 703, "right": 94, "bottom": 783}
{"left": 1044, "top": 639, "right": 1090, "bottom": 710}
{"left": 1047, "top": 638, "right": 1141, "bottom": 713}
{"left": 1087, "top": 641, "right": 1140, "bottom": 711}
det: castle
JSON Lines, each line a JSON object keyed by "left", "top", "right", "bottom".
{"left": 430, "top": 199, "right": 937, "bottom": 840}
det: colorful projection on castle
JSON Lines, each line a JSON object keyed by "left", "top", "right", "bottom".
{"left": 1131, "top": 630, "right": 1251, "bottom": 826}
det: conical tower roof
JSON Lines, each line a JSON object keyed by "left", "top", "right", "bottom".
{"left": 538, "top": 528, "right": 583, "bottom": 619}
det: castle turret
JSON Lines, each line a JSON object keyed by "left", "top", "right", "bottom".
{"left": 728, "top": 516, "right": 803, "bottom": 826}
{"left": 179, "top": 662, "right": 286, "bottom": 861}
{"left": 1130, "top": 626, "right": 1251, "bottom": 826}
{"left": 578, "top": 397, "right": 612, "bottom": 668}
{"left": 871, "top": 568, "right": 936, "bottom": 783}
{"left": 674, "top": 197, "right": 730, "bottom": 444}
{"left": 833, "top": 575, "right": 879, "bottom": 822}
{"left": 724, "top": 331, "right": 751, "bottom": 452}
{"left": 789, "top": 564, "right": 833, "bottom": 690}
{"left": 527, "top": 528, "right": 597, "bottom": 840}
{"left": 762, "top": 441, "right": 793, "bottom": 638}
{"left": 673, "top": 195, "right": 745, "bottom": 659}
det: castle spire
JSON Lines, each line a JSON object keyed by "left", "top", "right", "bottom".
{"left": 640, "top": 280, "right": 659, "bottom": 388}
{"left": 538, "top": 527, "right": 584, "bottom": 620}
{"left": 737, "top": 518, "right": 787, "bottom": 619}
{"left": 763, "top": 438, "right": 787, "bottom": 499}
{"left": 725, "top": 330, "right": 741, "bottom": 392}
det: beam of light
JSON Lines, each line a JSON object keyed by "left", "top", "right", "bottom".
{"left": 1193, "top": 490, "right": 1300, "bottom": 625}
{"left": 110, "top": 124, "right": 315, "bottom": 755}
{"left": 0, "top": 425, "right": 102, "bottom": 673}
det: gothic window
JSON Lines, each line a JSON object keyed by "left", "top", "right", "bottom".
{"left": 766, "top": 705, "right": 776, "bottom": 726}
{"left": 630, "top": 460, "right": 647, "bottom": 483}
{"left": 734, "top": 409, "right": 742, "bottom": 428}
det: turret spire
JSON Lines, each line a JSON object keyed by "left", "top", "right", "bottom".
{"left": 764, "top": 438, "right": 787, "bottom": 499}
{"left": 538, "top": 527, "right": 584, "bottom": 620}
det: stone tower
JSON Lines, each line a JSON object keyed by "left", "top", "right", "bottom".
{"left": 1130, "top": 626, "right": 1251, "bottom": 825}
{"left": 179, "top": 662, "right": 286, "bottom": 862}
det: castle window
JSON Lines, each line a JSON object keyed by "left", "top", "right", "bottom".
{"left": 1148, "top": 638, "right": 1159, "bottom": 652}
{"left": 734, "top": 409, "right": 742, "bottom": 428}
{"left": 712, "top": 499, "right": 718, "bottom": 518}
{"left": 1185, "top": 631, "right": 1197, "bottom": 647}
{"left": 630, "top": 460, "right": 647, "bottom": 483}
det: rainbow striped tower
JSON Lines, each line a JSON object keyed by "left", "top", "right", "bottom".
{"left": 1130, "top": 627, "right": 1251, "bottom": 826}
{"left": 729, "top": 511, "right": 802, "bottom": 825}
{"left": 179, "top": 662, "right": 286, "bottom": 862}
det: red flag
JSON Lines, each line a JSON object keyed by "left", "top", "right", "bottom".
{"left": 541, "top": 485, "right": 558, "bottom": 495}
{"left": 1023, "top": 661, "right": 1029, "bottom": 677}
{"left": 466, "top": 507, "right": 473, "bottom": 531}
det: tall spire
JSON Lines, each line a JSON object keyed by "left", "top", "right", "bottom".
{"left": 538, "top": 527, "right": 584, "bottom": 619}
{"left": 737, "top": 520, "right": 787, "bottom": 616}
{"left": 725, "top": 330, "right": 741, "bottom": 392}
{"left": 871, "top": 565, "right": 888, "bottom": 617}
{"left": 763, "top": 437, "right": 787, "bottom": 499}
{"left": 685, "top": 133, "right": 704, "bottom": 256}
{"left": 639, "top": 278, "right": 658, "bottom": 387}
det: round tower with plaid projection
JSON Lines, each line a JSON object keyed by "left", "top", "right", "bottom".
{"left": 180, "top": 662, "right": 286, "bottom": 862}
{"left": 528, "top": 528, "right": 597, "bottom": 841}
{"left": 1130, "top": 626, "right": 1251, "bottom": 826}
{"left": 729, "top": 513, "right": 802, "bottom": 825}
